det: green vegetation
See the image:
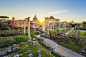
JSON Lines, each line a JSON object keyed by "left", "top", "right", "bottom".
{"left": 59, "top": 42, "right": 82, "bottom": 52}
{"left": 0, "top": 36, "right": 58, "bottom": 57}
{"left": 30, "top": 31, "right": 36, "bottom": 37}
{"left": 79, "top": 31, "right": 86, "bottom": 38}
{"left": 14, "top": 35, "right": 29, "bottom": 43}
{"left": 0, "top": 16, "right": 9, "bottom": 18}
{"left": 36, "top": 32, "right": 42, "bottom": 35}
{"left": 67, "top": 30, "right": 86, "bottom": 38}
{"left": 0, "top": 30, "right": 60, "bottom": 57}
{"left": 49, "top": 31, "right": 58, "bottom": 33}
{"left": 20, "top": 42, "right": 53, "bottom": 57}
{"left": 0, "top": 37, "right": 14, "bottom": 43}
{"left": 0, "top": 30, "right": 36, "bottom": 48}
{"left": 1, "top": 41, "right": 55, "bottom": 57}
{"left": 40, "top": 34, "right": 45, "bottom": 37}
{"left": 0, "top": 35, "right": 29, "bottom": 48}
{"left": 7, "top": 20, "right": 12, "bottom": 24}
{"left": 59, "top": 28, "right": 67, "bottom": 31}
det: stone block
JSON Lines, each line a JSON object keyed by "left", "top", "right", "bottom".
{"left": 33, "top": 38, "right": 36, "bottom": 41}
{"left": 21, "top": 42, "right": 24, "bottom": 45}
{"left": 28, "top": 53, "right": 34, "bottom": 57}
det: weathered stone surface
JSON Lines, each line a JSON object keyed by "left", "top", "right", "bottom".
{"left": 0, "top": 40, "right": 16, "bottom": 47}
{"left": 33, "top": 38, "right": 36, "bottom": 41}
{"left": 28, "top": 53, "right": 34, "bottom": 57}
{"left": 37, "top": 50, "right": 42, "bottom": 57}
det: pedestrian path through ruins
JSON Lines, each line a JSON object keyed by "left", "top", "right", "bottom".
{"left": 43, "top": 38, "right": 84, "bottom": 57}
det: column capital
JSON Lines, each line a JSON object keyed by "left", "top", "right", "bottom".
{"left": 25, "top": 17, "right": 31, "bottom": 21}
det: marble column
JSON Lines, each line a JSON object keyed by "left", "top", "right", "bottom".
{"left": 27, "top": 17, "right": 31, "bottom": 40}
{"left": 24, "top": 19, "right": 26, "bottom": 34}
{"left": 59, "top": 20, "right": 60, "bottom": 30}
{"left": 47, "top": 19, "right": 50, "bottom": 38}
{"left": 50, "top": 20, "right": 52, "bottom": 31}
{"left": 55, "top": 20, "right": 57, "bottom": 31}
{"left": 53, "top": 20, "right": 54, "bottom": 31}
{"left": 45, "top": 19, "right": 46, "bottom": 31}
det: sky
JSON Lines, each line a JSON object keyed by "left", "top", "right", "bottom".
{"left": 0, "top": 0, "right": 86, "bottom": 22}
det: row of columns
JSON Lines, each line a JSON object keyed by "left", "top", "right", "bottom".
{"left": 45, "top": 17, "right": 60, "bottom": 38}
{"left": 45, "top": 19, "right": 60, "bottom": 32}
{"left": 24, "top": 17, "right": 31, "bottom": 40}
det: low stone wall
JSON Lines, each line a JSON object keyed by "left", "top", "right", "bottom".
{"left": 50, "top": 35, "right": 82, "bottom": 45}
{"left": 0, "top": 31, "right": 23, "bottom": 37}
{"left": 0, "top": 40, "right": 16, "bottom": 47}
{"left": 50, "top": 35, "right": 86, "bottom": 53}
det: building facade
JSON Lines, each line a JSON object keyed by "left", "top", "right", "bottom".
{"left": 11, "top": 15, "right": 43, "bottom": 31}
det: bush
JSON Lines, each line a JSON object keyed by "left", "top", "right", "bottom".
{"left": 15, "top": 37, "right": 27, "bottom": 44}
{"left": 30, "top": 31, "right": 36, "bottom": 37}
{"left": 40, "top": 34, "right": 45, "bottom": 37}
{"left": 36, "top": 32, "right": 41, "bottom": 35}
{"left": 30, "top": 30, "right": 33, "bottom": 32}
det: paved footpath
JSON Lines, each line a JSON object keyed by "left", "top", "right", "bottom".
{"left": 65, "top": 27, "right": 74, "bottom": 35}
{"left": 43, "top": 38, "right": 84, "bottom": 57}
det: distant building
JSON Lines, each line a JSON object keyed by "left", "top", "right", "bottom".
{"left": 70, "top": 20, "right": 75, "bottom": 24}
{"left": 0, "top": 16, "right": 11, "bottom": 28}
{"left": 31, "top": 15, "right": 39, "bottom": 29}
{"left": 75, "top": 23, "right": 83, "bottom": 29}
{"left": 83, "top": 21, "right": 86, "bottom": 28}
{"left": 11, "top": 15, "right": 43, "bottom": 31}
{"left": 0, "top": 16, "right": 9, "bottom": 22}
{"left": 60, "top": 21, "right": 70, "bottom": 28}
{"left": 12, "top": 17, "right": 15, "bottom": 21}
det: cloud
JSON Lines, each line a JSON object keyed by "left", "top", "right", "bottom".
{"left": 49, "top": 9, "right": 68, "bottom": 14}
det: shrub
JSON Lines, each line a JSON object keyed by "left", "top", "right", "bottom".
{"left": 40, "top": 34, "right": 45, "bottom": 37}
{"left": 36, "top": 32, "right": 41, "bottom": 35}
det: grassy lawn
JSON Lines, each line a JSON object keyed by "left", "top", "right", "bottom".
{"left": 59, "top": 28, "right": 67, "bottom": 31}
{"left": 0, "top": 31, "right": 60, "bottom": 57}
{"left": 67, "top": 30, "right": 86, "bottom": 38}
{"left": 59, "top": 42, "right": 82, "bottom": 52}
{"left": 49, "top": 31, "right": 59, "bottom": 33}
{"left": 1, "top": 41, "right": 54, "bottom": 57}
{"left": 30, "top": 31, "right": 36, "bottom": 37}
{"left": 0, "top": 29, "right": 23, "bottom": 33}
{"left": 79, "top": 31, "right": 86, "bottom": 38}
{"left": 0, "top": 35, "right": 29, "bottom": 48}
{"left": 0, "top": 37, "right": 14, "bottom": 43}
{"left": 0, "top": 30, "right": 36, "bottom": 48}
{"left": 40, "top": 34, "right": 45, "bottom": 37}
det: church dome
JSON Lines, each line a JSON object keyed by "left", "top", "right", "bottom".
{"left": 33, "top": 15, "right": 37, "bottom": 19}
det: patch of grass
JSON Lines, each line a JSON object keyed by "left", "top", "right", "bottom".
{"left": 0, "top": 37, "right": 14, "bottom": 43}
{"left": 2, "top": 41, "right": 54, "bottom": 57}
{"left": 30, "top": 31, "right": 36, "bottom": 37}
{"left": 59, "top": 28, "right": 67, "bottom": 31}
{"left": 0, "top": 35, "right": 29, "bottom": 48}
{"left": 68, "top": 30, "right": 86, "bottom": 38}
{"left": 14, "top": 35, "right": 29, "bottom": 44}
{"left": 59, "top": 42, "right": 82, "bottom": 52}
{"left": 40, "top": 34, "right": 45, "bottom": 37}
{"left": 49, "top": 31, "right": 58, "bottom": 33}
{"left": 36, "top": 32, "right": 42, "bottom": 35}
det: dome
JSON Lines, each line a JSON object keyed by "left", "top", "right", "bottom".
{"left": 33, "top": 15, "right": 37, "bottom": 19}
